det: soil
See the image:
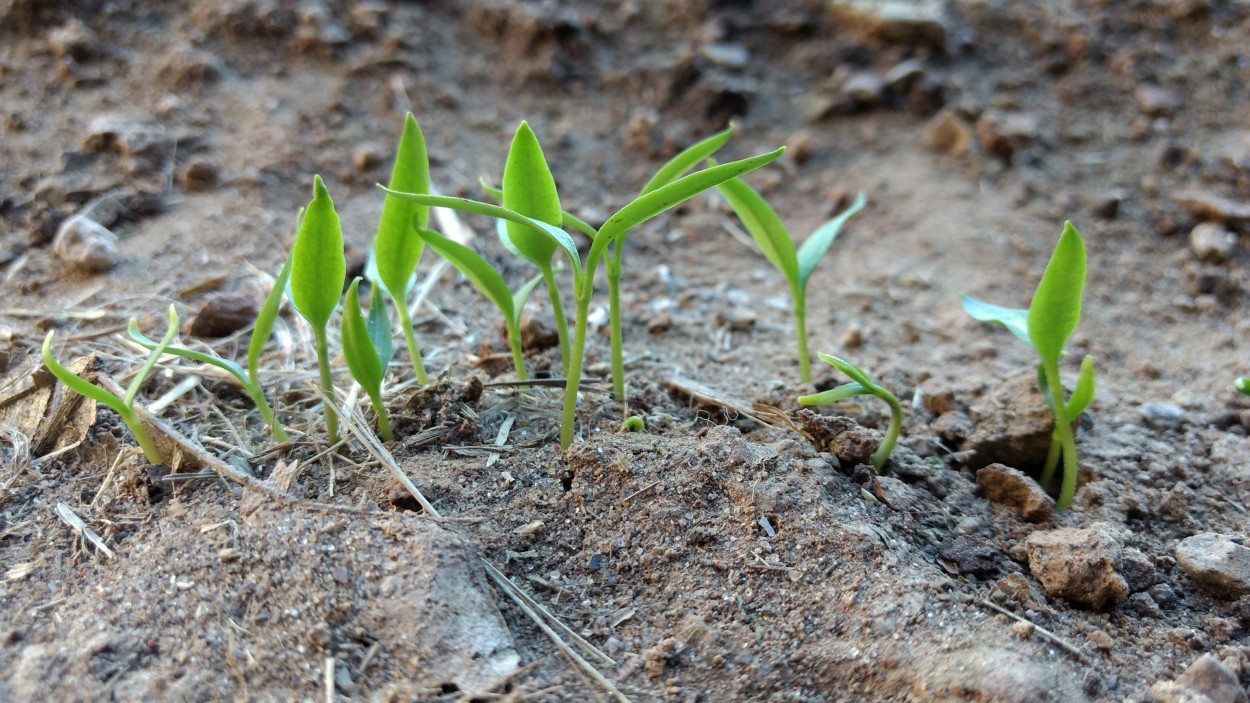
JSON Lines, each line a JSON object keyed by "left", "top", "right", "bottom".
{"left": 2, "top": 1, "right": 1250, "bottom": 701}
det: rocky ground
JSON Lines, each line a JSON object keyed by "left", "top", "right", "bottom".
{"left": 1, "top": 0, "right": 1250, "bottom": 701}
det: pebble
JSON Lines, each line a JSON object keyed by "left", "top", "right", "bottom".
{"left": 1173, "top": 189, "right": 1250, "bottom": 224}
{"left": 883, "top": 59, "right": 926, "bottom": 92}
{"left": 180, "top": 160, "right": 219, "bottom": 193}
{"left": 52, "top": 215, "right": 119, "bottom": 273}
{"left": 842, "top": 71, "right": 886, "bottom": 108}
{"left": 829, "top": 0, "right": 949, "bottom": 52}
{"left": 1135, "top": 85, "right": 1181, "bottom": 117}
{"left": 922, "top": 107, "right": 972, "bottom": 156}
{"left": 352, "top": 144, "right": 384, "bottom": 172}
{"left": 1137, "top": 402, "right": 1188, "bottom": 429}
{"left": 83, "top": 114, "right": 175, "bottom": 176}
{"left": 1175, "top": 533, "right": 1250, "bottom": 598}
{"left": 1189, "top": 222, "right": 1238, "bottom": 262}
{"left": 700, "top": 42, "right": 749, "bottom": 69}
{"left": 1087, "top": 629, "right": 1114, "bottom": 652}
{"left": 188, "top": 291, "right": 259, "bottom": 338}
{"left": 158, "top": 45, "right": 224, "bottom": 89}
{"left": 1149, "top": 654, "right": 1249, "bottom": 703}
{"left": 974, "top": 111, "right": 1039, "bottom": 159}
{"left": 975, "top": 463, "right": 1053, "bottom": 522}
{"left": 1025, "top": 523, "right": 1129, "bottom": 608}
{"left": 964, "top": 374, "right": 1054, "bottom": 470}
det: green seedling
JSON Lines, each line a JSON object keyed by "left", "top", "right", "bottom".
{"left": 290, "top": 175, "right": 347, "bottom": 444}
{"left": 962, "top": 221, "right": 1095, "bottom": 511}
{"left": 620, "top": 415, "right": 645, "bottom": 432}
{"left": 717, "top": 175, "right": 866, "bottom": 384}
{"left": 798, "top": 353, "right": 902, "bottom": 470}
{"left": 385, "top": 141, "right": 785, "bottom": 448}
{"left": 43, "top": 305, "right": 181, "bottom": 465}
{"left": 417, "top": 227, "right": 543, "bottom": 381}
{"left": 341, "top": 278, "right": 395, "bottom": 442}
{"left": 129, "top": 236, "right": 297, "bottom": 442}
{"left": 372, "top": 113, "right": 431, "bottom": 385}
{"left": 1236, "top": 378, "right": 1250, "bottom": 395}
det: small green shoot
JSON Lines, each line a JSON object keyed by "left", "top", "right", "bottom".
{"left": 43, "top": 305, "right": 181, "bottom": 464}
{"left": 385, "top": 142, "right": 786, "bottom": 448}
{"left": 716, "top": 177, "right": 867, "bottom": 383}
{"left": 290, "top": 175, "right": 347, "bottom": 444}
{"left": 417, "top": 227, "right": 543, "bottom": 381}
{"left": 341, "top": 278, "right": 394, "bottom": 442}
{"left": 798, "top": 353, "right": 902, "bottom": 470}
{"left": 962, "top": 221, "right": 1094, "bottom": 511}
{"left": 620, "top": 415, "right": 645, "bottom": 432}
{"left": 372, "top": 113, "right": 431, "bottom": 385}
{"left": 1236, "top": 378, "right": 1250, "bottom": 395}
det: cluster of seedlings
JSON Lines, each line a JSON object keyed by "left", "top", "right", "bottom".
{"left": 42, "top": 113, "right": 1120, "bottom": 514}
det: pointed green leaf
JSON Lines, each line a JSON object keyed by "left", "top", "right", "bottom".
{"left": 374, "top": 114, "right": 430, "bottom": 300}
{"left": 130, "top": 319, "right": 248, "bottom": 386}
{"left": 42, "top": 331, "right": 129, "bottom": 417}
{"left": 961, "top": 294, "right": 1033, "bottom": 349}
{"left": 124, "top": 305, "right": 180, "bottom": 407}
{"left": 1028, "top": 221, "right": 1087, "bottom": 365}
{"left": 248, "top": 252, "right": 294, "bottom": 382}
{"left": 1065, "top": 355, "right": 1096, "bottom": 416}
{"left": 798, "top": 382, "right": 867, "bottom": 406}
{"left": 290, "top": 176, "right": 346, "bottom": 329}
{"left": 511, "top": 271, "right": 545, "bottom": 326}
{"left": 816, "top": 353, "right": 876, "bottom": 390}
{"left": 502, "top": 121, "right": 562, "bottom": 267}
{"left": 366, "top": 283, "right": 393, "bottom": 370}
{"left": 590, "top": 147, "right": 786, "bottom": 268}
{"left": 487, "top": 177, "right": 597, "bottom": 239}
{"left": 797, "top": 193, "right": 867, "bottom": 287}
{"left": 341, "top": 278, "right": 385, "bottom": 396}
{"left": 479, "top": 178, "right": 504, "bottom": 202}
{"left": 715, "top": 175, "right": 797, "bottom": 281}
{"left": 496, "top": 218, "right": 524, "bottom": 259}
{"left": 418, "top": 227, "right": 515, "bottom": 323}
{"left": 640, "top": 124, "right": 734, "bottom": 195}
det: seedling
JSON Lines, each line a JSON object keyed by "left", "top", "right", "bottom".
{"left": 341, "top": 278, "right": 395, "bottom": 441}
{"left": 289, "top": 175, "right": 347, "bottom": 444}
{"left": 962, "top": 221, "right": 1095, "bottom": 511}
{"left": 43, "top": 305, "right": 181, "bottom": 465}
{"left": 128, "top": 225, "right": 298, "bottom": 442}
{"left": 385, "top": 138, "right": 785, "bottom": 448}
{"left": 1236, "top": 378, "right": 1249, "bottom": 395}
{"left": 372, "top": 113, "right": 432, "bottom": 385}
{"left": 798, "top": 353, "right": 902, "bottom": 470}
{"left": 620, "top": 415, "right": 645, "bottom": 432}
{"left": 416, "top": 227, "right": 543, "bottom": 381}
{"left": 717, "top": 177, "right": 866, "bottom": 384}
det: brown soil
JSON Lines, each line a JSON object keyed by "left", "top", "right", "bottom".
{"left": 2, "top": 1, "right": 1250, "bottom": 701}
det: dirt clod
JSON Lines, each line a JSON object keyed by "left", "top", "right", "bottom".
{"left": 1175, "top": 534, "right": 1250, "bottom": 599}
{"left": 1149, "top": 654, "right": 1250, "bottom": 703}
{"left": 1026, "top": 523, "right": 1129, "bottom": 608}
{"left": 52, "top": 215, "right": 118, "bottom": 273}
{"left": 976, "top": 463, "right": 1053, "bottom": 522}
{"left": 188, "top": 291, "right": 259, "bottom": 338}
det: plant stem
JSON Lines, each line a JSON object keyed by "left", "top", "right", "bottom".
{"left": 119, "top": 407, "right": 164, "bottom": 465}
{"left": 313, "top": 326, "right": 340, "bottom": 445}
{"left": 540, "top": 263, "right": 571, "bottom": 371}
{"left": 607, "top": 254, "right": 626, "bottom": 412}
{"left": 560, "top": 293, "right": 593, "bottom": 449}
{"left": 505, "top": 318, "right": 529, "bottom": 383}
{"left": 394, "top": 301, "right": 428, "bottom": 386}
{"left": 1038, "top": 434, "right": 1060, "bottom": 489}
{"left": 245, "top": 384, "right": 288, "bottom": 442}
{"left": 870, "top": 391, "right": 904, "bottom": 470}
{"left": 368, "top": 390, "right": 394, "bottom": 442}
{"left": 1042, "top": 361, "right": 1079, "bottom": 511}
{"left": 794, "top": 289, "right": 811, "bottom": 384}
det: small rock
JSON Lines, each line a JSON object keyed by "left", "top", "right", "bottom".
{"left": 976, "top": 463, "right": 1053, "bottom": 522}
{"left": 1138, "top": 402, "right": 1188, "bottom": 429}
{"left": 975, "top": 111, "right": 1039, "bottom": 159}
{"left": 840, "top": 325, "right": 863, "bottom": 350}
{"left": 1149, "top": 654, "right": 1249, "bottom": 703}
{"left": 1119, "top": 547, "right": 1158, "bottom": 592}
{"left": 700, "top": 42, "right": 749, "bottom": 69}
{"left": 883, "top": 58, "right": 926, "bottom": 93}
{"left": 1026, "top": 523, "right": 1129, "bottom": 608}
{"left": 352, "top": 144, "right": 384, "bottom": 172}
{"left": 189, "top": 291, "right": 259, "bottom": 338}
{"left": 48, "top": 19, "right": 99, "bottom": 61}
{"left": 1173, "top": 190, "right": 1250, "bottom": 224}
{"left": 180, "top": 160, "right": 219, "bottom": 193}
{"left": 83, "top": 114, "right": 174, "bottom": 176}
{"left": 52, "top": 215, "right": 118, "bottom": 273}
{"left": 1012, "top": 621, "right": 1033, "bottom": 639}
{"left": 842, "top": 71, "right": 886, "bottom": 109}
{"left": 1189, "top": 222, "right": 1238, "bottom": 263}
{"left": 158, "top": 45, "right": 224, "bottom": 89}
{"left": 1175, "top": 534, "right": 1250, "bottom": 598}
{"left": 1087, "top": 629, "right": 1114, "bottom": 652}
{"left": 515, "top": 314, "right": 559, "bottom": 352}
{"left": 937, "top": 534, "right": 1004, "bottom": 578}
{"left": 922, "top": 107, "right": 972, "bottom": 156}
{"left": 1135, "top": 85, "right": 1181, "bottom": 117}
{"left": 830, "top": 0, "right": 949, "bottom": 52}
{"left": 918, "top": 646, "right": 1082, "bottom": 702}
{"left": 964, "top": 374, "right": 1054, "bottom": 469}
{"left": 1091, "top": 191, "right": 1123, "bottom": 220}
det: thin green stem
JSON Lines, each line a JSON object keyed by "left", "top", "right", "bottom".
{"left": 313, "top": 326, "right": 340, "bottom": 444}
{"left": 1038, "top": 433, "right": 1061, "bottom": 489}
{"left": 505, "top": 318, "right": 530, "bottom": 383}
{"left": 119, "top": 407, "right": 164, "bottom": 465}
{"left": 394, "top": 300, "right": 428, "bottom": 386}
{"left": 368, "top": 390, "right": 394, "bottom": 442}
{"left": 607, "top": 253, "right": 626, "bottom": 411}
{"left": 794, "top": 289, "right": 810, "bottom": 384}
{"left": 541, "top": 263, "right": 571, "bottom": 370}
{"left": 560, "top": 293, "right": 593, "bottom": 449}
{"left": 1042, "top": 361, "right": 1079, "bottom": 511}
{"left": 245, "top": 384, "right": 288, "bottom": 443}
{"left": 870, "top": 392, "right": 904, "bottom": 470}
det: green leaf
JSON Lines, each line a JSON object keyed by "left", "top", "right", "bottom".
{"left": 341, "top": 278, "right": 386, "bottom": 396}
{"left": 797, "top": 193, "right": 867, "bottom": 287}
{"left": 639, "top": 124, "right": 734, "bottom": 195}
{"left": 374, "top": 114, "right": 430, "bottom": 300}
{"left": 366, "top": 282, "right": 393, "bottom": 370}
{"left": 502, "top": 121, "right": 562, "bottom": 267}
{"left": 961, "top": 294, "right": 1033, "bottom": 349}
{"left": 798, "top": 381, "right": 866, "bottom": 406}
{"left": 1065, "top": 355, "right": 1096, "bottom": 416}
{"left": 1237, "top": 378, "right": 1250, "bottom": 396}
{"left": 715, "top": 175, "right": 797, "bottom": 282}
{"left": 1028, "top": 221, "right": 1086, "bottom": 365}
{"left": 130, "top": 319, "right": 248, "bottom": 386}
{"left": 248, "top": 252, "right": 294, "bottom": 382}
{"left": 42, "top": 332, "right": 129, "bottom": 417}
{"left": 380, "top": 190, "right": 583, "bottom": 282}
{"left": 817, "top": 353, "right": 875, "bottom": 390}
{"left": 591, "top": 147, "right": 786, "bottom": 269}
{"left": 511, "top": 271, "right": 545, "bottom": 325}
{"left": 124, "top": 305, "right": 180, "bottom": 407}
{"left": 418, "top": 227, "right": 515, "bottom": 323}
{"left": 290, "top": 176, "right": 346, "bottom": 329}
{"left": 486, "top": 177, "right": 597, "bottom": 239}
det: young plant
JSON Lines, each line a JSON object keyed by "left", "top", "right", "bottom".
{"left": 384, "top": 141, "right": 786, "bottom": 448}
{"left": 962, "top": 221, "right": 1095, "bottom": 511}
{"left": 43, "top": 305, "right": 181, "bottom": 465}
{"left": 715, "top": 177, "right": 867, "bottom": 383}
{"left": 1236, "top": 378, "right": 1249, "bottom": 395}
{"left": 416, "top": 227, "right": 544, "bottom": 381}
{"left": 372, "top": 113, "right": 432, "bottom": 385}
{"left": 341, "top": 277, "right": 395, "bottom": 442}
{"left": 128, "top": 242, "right": 296, "bottom": 442}
{"left": 290, "top": 175, "right": 347, "bottom": 444}
{"left": 798, "top": 353, "right": 902, "bottom": 470}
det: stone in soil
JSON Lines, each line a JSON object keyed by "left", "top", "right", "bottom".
{"left": 923, "top": 107, "right": 972, "bottom": 156}
{"left": 964, "top": 373, "right": 1054, "bottom": 470}
{"left": 917, "top": 645, "right": 1088, "bottom": 703}
{"left": 1025, "top": 523, "right": 1129, "bottom": 608}
{"left": 1189, "top": 222, "right": 1238, "bottom": 263}
{"left": 976, "top": 463, "right": 1053, "bottom": 522}
{"left": 1175, "top": 533, "right": 1250, "bottom": 598}
{"left": 1148, "top": 654, "right": 1250, "bottom": 703}
{"left": 188, "top": 291, "right": 259, "bottom": 338}
{"left": 829, "top": 0, "right": 950, "bottom": 52}
{"left": 52, "top": 215, "right": 118, "bottom": 273}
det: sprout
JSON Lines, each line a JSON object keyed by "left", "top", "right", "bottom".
{"left": 1236, "top": 378, "right": 1249, "bottom": 395}
{"left": 962, "top": 221, "right": 1095, "bottom": 511}
{"left": 798, "top": 354, "right": 902, "bottom": 470}
{"left": 341, "top": 278, "right": 394, "bottom": 442}
{"left": 43, "top": 305, "right": 181, "bottom": 465}
{"left": 620, "top": 415, "right": 645, "bottom": 432}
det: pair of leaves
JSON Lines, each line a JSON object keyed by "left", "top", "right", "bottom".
{"left": 501, "top": 122, "right": 564, "bottom": 267}
{"left": 290, "top": 175, "right": 347, "bottom": 330}
{"left": 797, "top": 353, "right": 903, "bottom": 469}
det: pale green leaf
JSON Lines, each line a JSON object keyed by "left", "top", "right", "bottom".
{"left": 42, "top": 332, "right": 128, "bottom": 417}
{"left": 1065, "top": 355, "right": 1096, "bottom": 416}
{"left": 130, "top": 319, "right": 247, "bottom": 386}
{"left": 341, "top": 278, "right": 385, "bottom": 396}
{"left": 366, "top": 282, "right": 393, "bottom": 370}
{"left": 374, "top": 114, "right": 430, "bottom": 300}
{"left": 797, "top": 193, "right": 867, "bottom": 287}
{"left": 248, "top": 252, "right": 294, "bottom": 382}
{"left": 290, "top": 176, "right": 346, "bottom": 329}
{"left": 124, "top": 305, "right": 179, "bottom": 407}
{"left": 961, "top": 294, "right": 1033, "bottom": 349}
{"left": 418, "top": 227, "right": 515, "bottom": 323}
{"left": 640, "top": 124, "right": 734, "bottom": 195}
{"left": 502, "top": 121, "right": 562, "bottom": 266}
{"left": 1028, "top": 221, "right": 1087, "bottom": 365}
{"left": 715, "top": 175, "right": 797, "bottom": 282}
{"left": 511, "top": 271, "right": 545, "bottom": 326}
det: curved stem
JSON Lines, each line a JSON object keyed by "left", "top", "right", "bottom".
{"left": 394, "top": 300, "right": 428, "bottom": 386}
{"left": 505, "top": 317, "right": 529, "bottom": 383}
{"left": 245, "top": 383, "right": 288, "bottom": 443}
{"left": 541, "top": 262, "right": 571, "bottom": 371}
{"left": 1042, "top": 361, "right": 1078, "bottom": 511}
{"left": 314, "top": 326, "right": 340, "bottom": 445}
{"left": 368, "top": 390, "right": 394, "bottom": 443}
{"left": 119, "top": 407, "right": 164, "bottom": 465}
{"left": 870, "top": 392, "right": 904, "bottom": 470}
{"left": 560, "top": 293, "right": 593, "bottom": 449}
{"left": 794, "top": 289, "right": 810, "bottom": 384}
{"left": 1038, "top": 434, "right": 1061, "bottom": 489}
{"left": 607, "top": 253, "right": 626, "bottom": 410}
